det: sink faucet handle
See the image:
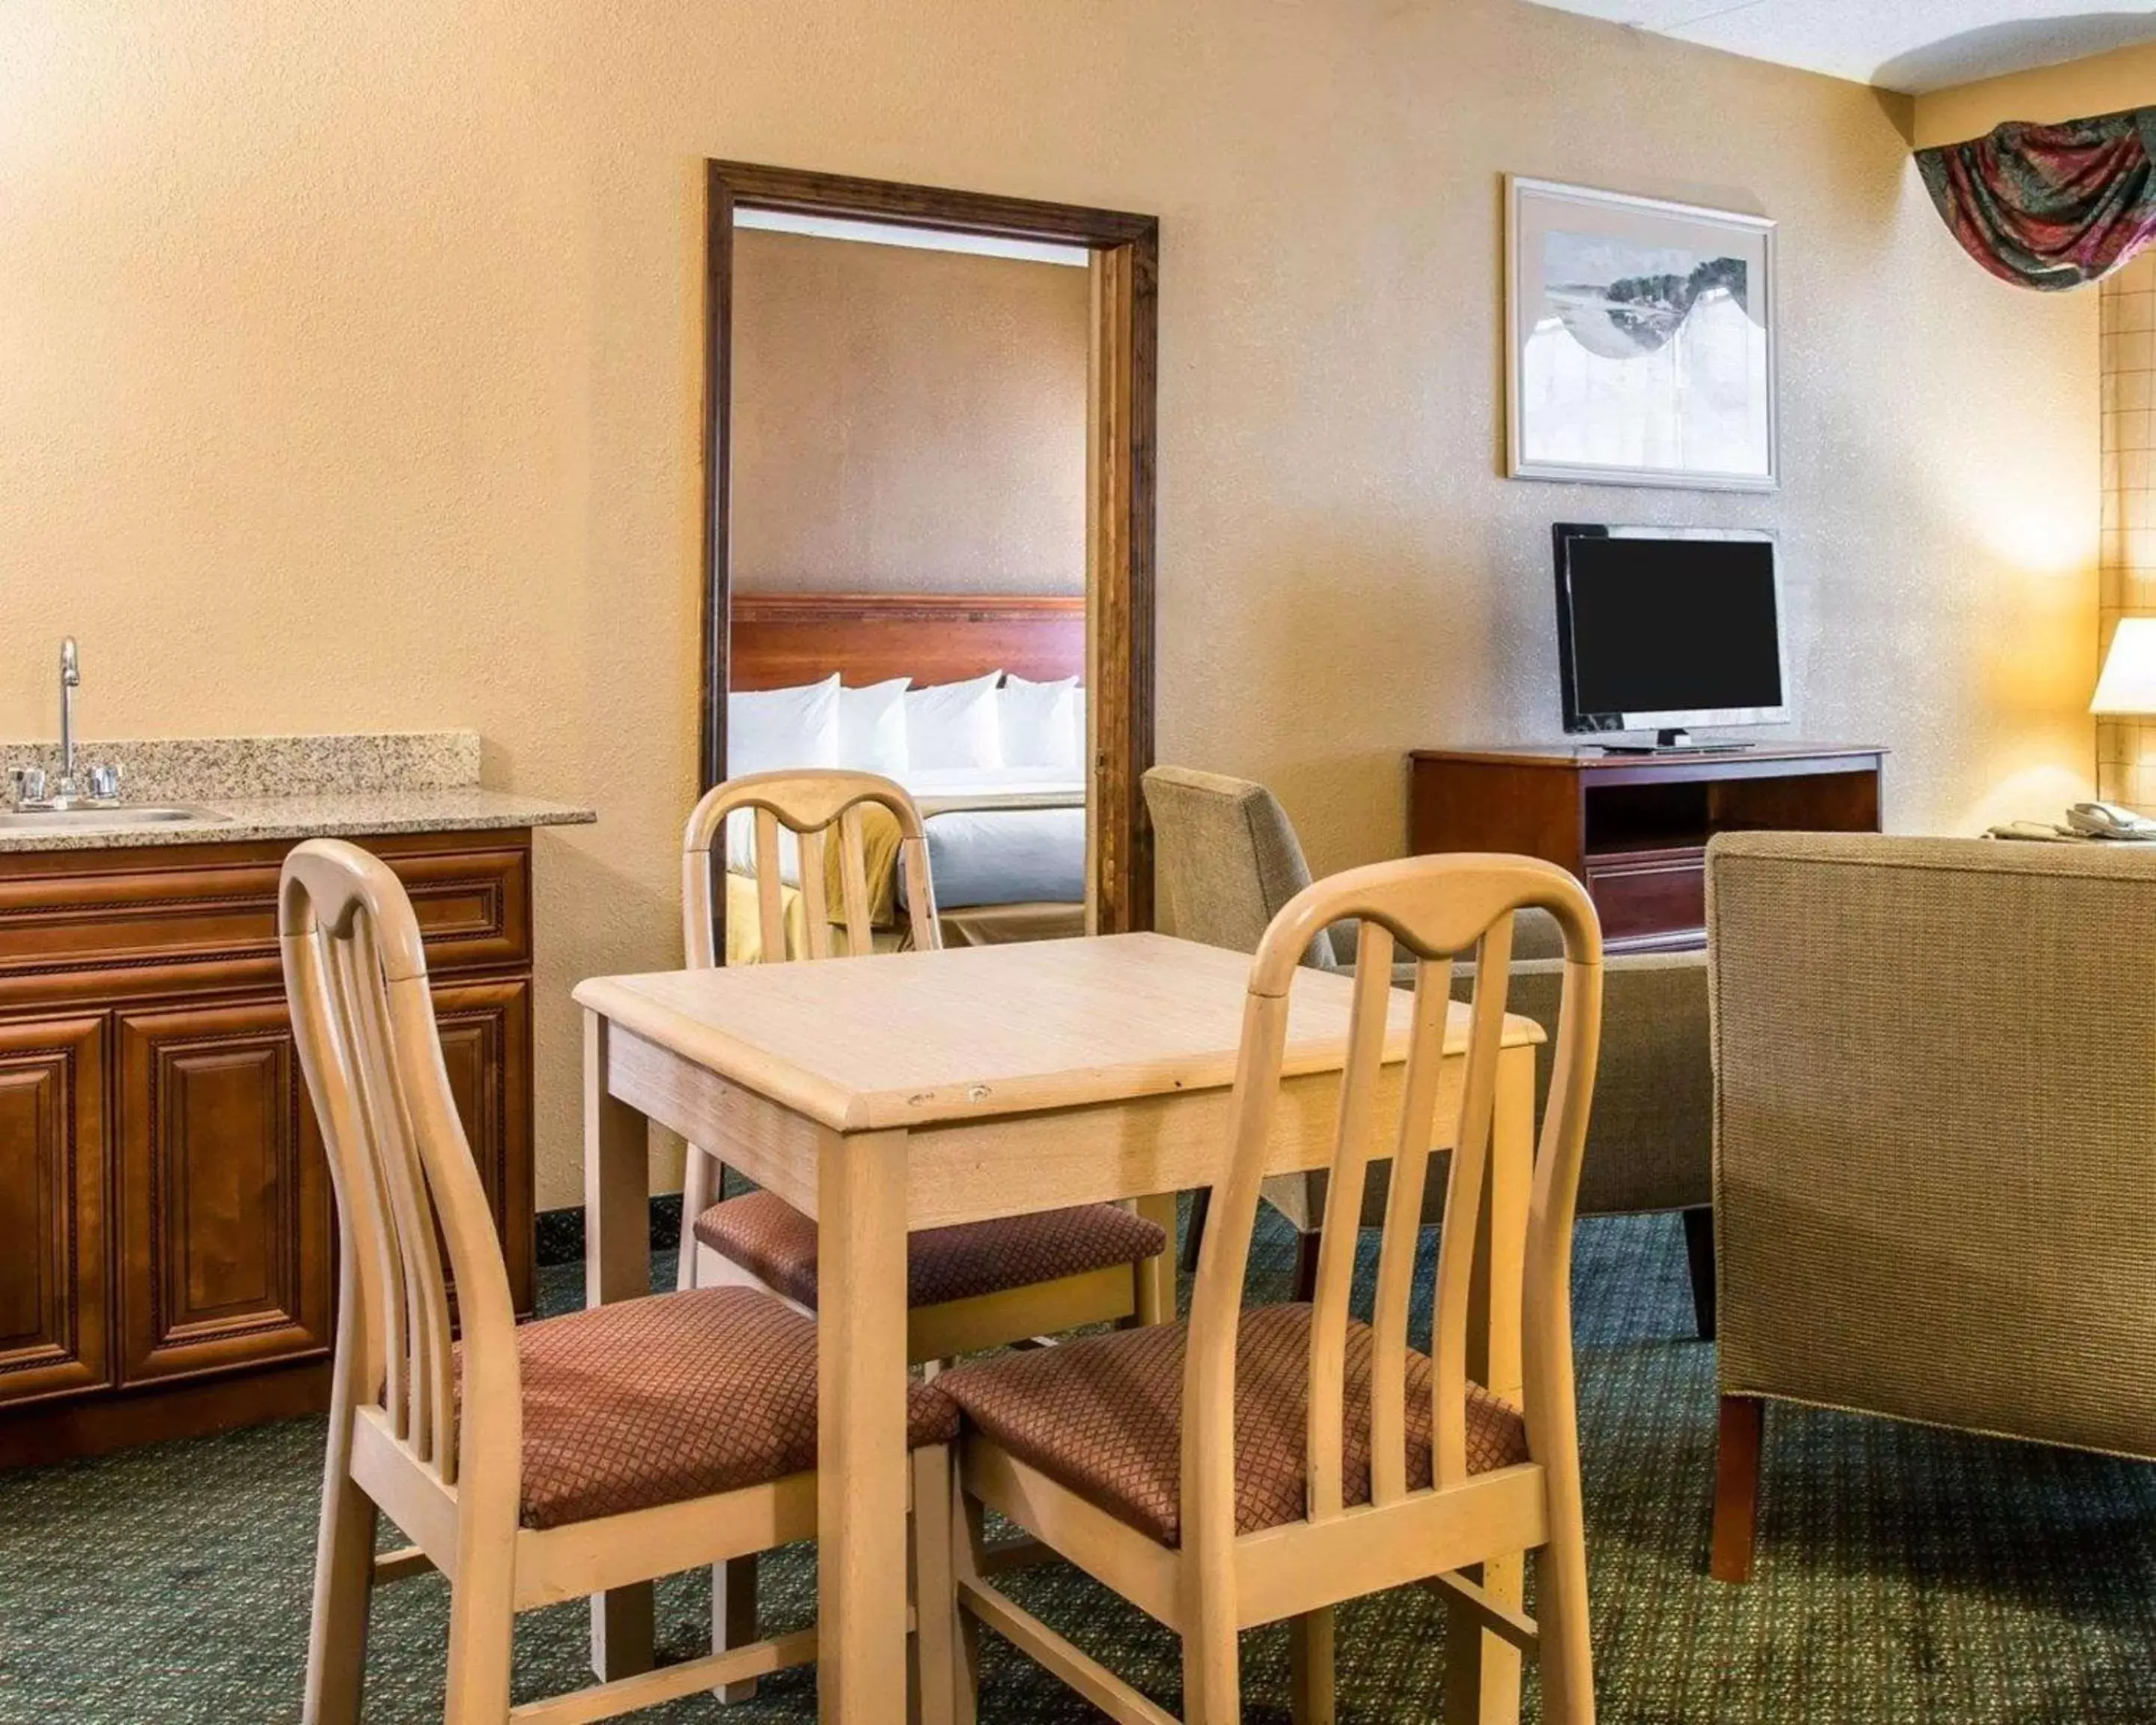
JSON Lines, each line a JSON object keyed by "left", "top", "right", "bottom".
{"left": 88, "top": 763, "right": 121, "bottom": 803}
{"left": 10, "top": 767, "right": 49, "bottom": 808}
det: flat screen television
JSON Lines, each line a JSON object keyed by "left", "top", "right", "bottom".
{"left": 1553, "top": 524, "right": 1788, "bottom": 747}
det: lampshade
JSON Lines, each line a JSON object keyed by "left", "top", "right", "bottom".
{"left": 2092, "top": 618, "right": 2156, "bottom": 714}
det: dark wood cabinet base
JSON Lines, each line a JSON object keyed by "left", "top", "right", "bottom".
{"left": 0, "top": 828, "right": 540, "bottom": 1467}
{"left": 0, "top": 1358, "right": 332, "bottom": 1470}
{"left": 1407, "top": 744, "right": 1886, "bottom": 950}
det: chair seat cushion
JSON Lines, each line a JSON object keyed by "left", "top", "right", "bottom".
{"left": 494, "top": 1286, "right": 957, "bottom": 1530}
{"left": 693, "top": 1190, "right": 1168, "bottom": 1310}
{"left": 934, "top": 1303, "right": 1528, "bottom": 1547}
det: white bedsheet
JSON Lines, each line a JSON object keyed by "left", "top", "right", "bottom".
{"left": 902, "top": 805, "right": 1086, "bottom": 910}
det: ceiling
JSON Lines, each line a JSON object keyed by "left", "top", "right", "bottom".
{"left": 1523, "top": 1, "right": 2156, "bottom": 94}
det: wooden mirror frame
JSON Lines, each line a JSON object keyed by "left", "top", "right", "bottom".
{"left": 700, "top": 160, "right": 1160, "bottom": 931}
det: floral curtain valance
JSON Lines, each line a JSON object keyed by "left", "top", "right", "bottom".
{"left": 1917, "top": 107, "right": 2156, "bottom": 291}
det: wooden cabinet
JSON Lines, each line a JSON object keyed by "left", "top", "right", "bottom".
{"left": 115, "top": 997, "right": 332, "bottom": 1386}
{"left": 1408, "top": 745, "right": 1886, "bottom": 951}
{"left": 0, "top": 830, "right": 540, "bottom": 1465}
{"left": 0, "top": 1015, "right": 108, "bottom": 1406}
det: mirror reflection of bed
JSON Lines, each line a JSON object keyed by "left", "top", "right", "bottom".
{"left": 722, "top": 591, "right": 1088, "bottom": 961}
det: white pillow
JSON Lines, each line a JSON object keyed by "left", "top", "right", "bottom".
{"left": 1071, "top": 684, "right": 1088, "bottom": 771}
{"left": 998, "top": 674, "right": 1079, "bottom": 770}
{"left": 905, "top": 672, "right": 1004, "bottom": 773}
{"left": 726, "top": 675, "right": 840, "bottom": 779}
{"left": 838, "top": 678, "right": 911, "bottom": 777}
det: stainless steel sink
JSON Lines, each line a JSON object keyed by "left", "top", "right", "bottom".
{"left": 0, "top": 804, "right": 228, "bottom": 830}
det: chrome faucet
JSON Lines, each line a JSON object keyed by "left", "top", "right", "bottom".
{"left": 10, "top": 638, "right": 121, "bottom": 811}
{"left": 58, "top": 636, "right": 80, "bottom": 799}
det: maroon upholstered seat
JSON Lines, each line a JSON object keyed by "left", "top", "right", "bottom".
{"left": 693, "top": 1190, "right": 1168, "bottom": 1310}
{"left": 935, "top": 1303, "right": 1529, "bottom": 1548}
{"left": 473, "top": 1286, "right": 957, "bottom": 1530}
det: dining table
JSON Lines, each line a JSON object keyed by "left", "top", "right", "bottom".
{"left": 574, "top": 929, "right": 1546, "bottom": 1725}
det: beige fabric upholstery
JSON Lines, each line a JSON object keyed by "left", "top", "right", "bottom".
{"left": 937, "top": 1303, "right": 1527, "bottom": 1547}
{"left": 463, "top": 1286, "right": 958, "bottom": 1530}
{"left": 1145, "top": 766, "right": 1711, "bottom": 1231}
{"left": 1143, "top": 766, "right": 1343, "bottom": 969}
{"left": 694, "top": 1191, "right": 1168, "bottom": 1310}
{"left": 1708, "top": 832, "right": 2156, "bottom": 1461}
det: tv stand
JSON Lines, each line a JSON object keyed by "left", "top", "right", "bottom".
{"left": 1407, "top": 742, "right": 1886, "bottom": 950}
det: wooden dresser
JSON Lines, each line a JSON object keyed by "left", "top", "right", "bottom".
{"left": 0, "top": 828, "right": 539, "bottom": 1466}
{"left": 1407, "top": 743, "right": 1886, "bottom": 951}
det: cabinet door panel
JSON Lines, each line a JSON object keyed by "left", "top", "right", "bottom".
{"left": 0, "top": 1016, "right": 109, "bottom": 1405}
{"left": 430, "top": 979, "right": 535, "bottom": 1314}
{"left": 116, "top": 1000, "right": 332, "bottom": 1384}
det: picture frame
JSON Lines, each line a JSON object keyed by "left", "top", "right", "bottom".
{"left": 1505, "top": 175, "right": 1779, "bottom": 493}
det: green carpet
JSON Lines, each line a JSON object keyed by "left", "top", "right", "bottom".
{"left": 3, "top": 1207, "right": 2153, "bottom": 1723}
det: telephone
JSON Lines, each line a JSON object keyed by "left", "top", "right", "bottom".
{"left": 2068, "top": 800, "right": 2156, "bottom": 839}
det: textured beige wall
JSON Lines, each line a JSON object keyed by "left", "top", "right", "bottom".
{"left": 1, "top": 0, "right": 2097, "bottom": 1208}
{"left": 731, "top": 228, "right": 1087, "bottom": 595}
{"left": 1914, "top": 42, "right": 2156, "bottom": 148}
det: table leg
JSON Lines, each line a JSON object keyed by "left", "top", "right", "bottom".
{"left": 1446, "top": 1044, "right": 1532, "bottom": 1725}
{"left": 817, "top": 1128, "right": 911, "bottom": 1725}
{"left": 582, "top": 1011, "right": 656, "bottom": 1682}
{"left": 1133, "top": 1193, "right": 1180, "bottom": 1325}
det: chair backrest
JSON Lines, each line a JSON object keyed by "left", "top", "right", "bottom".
{"left": 279, "top": 839, "right": 519, "bottom": 1493}
{"left": 683, "top": 769, "right": 940, "bottom": 965}
{"left": 1142, "top": 765, "right": 1341, "bottom": 970}
{"left": 1181, "top": 853, "right": 1602, "bottom": 1557}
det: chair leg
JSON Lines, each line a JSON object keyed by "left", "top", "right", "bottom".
{"left": 442, "top": 1563, "right": 517, "bottom": 1725}
{"left": 1291, "top": 1228, "right": 1321, "bottom": 1304}
{"left": 677, "top": 1146, "right": 716, "bottom": 1291}
{"left": 301, "top": 1444, "right": 376, "bottom": 1725}
{"left": 948, "top": 1472, "right": 988, "bottom": 1725}
{"left": 1710, "top": 1395, "right": 1764, "bottom": 1583}
{"left": 1180, "top": 1187, "right": 1212, "bottom": 1274}
{"left": 1680, "top": 1207, "right": 1716, "bottom": 1342}
{"left": 711, "top": 1556, "right": 760, "bottom": 1703}
{"left": 910, "top": 1446, "right": 957, "bottom": 1725}
{"left": 1180, "top": 1604, "right": 1240, "bottom": 1724}
{"left": 1289, "top": 1608, "right": 1335, "bottom": 1725}
{"left": 1534, "top": 1451, "right": 1597, "bottom": 1723}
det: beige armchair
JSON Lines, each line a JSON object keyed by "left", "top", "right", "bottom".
{"left": 1708, "top": 832, "right": 2156, "bottom": 1581}
{"left": 1143, "top": 764, "right": 1714, "bottom": 1330}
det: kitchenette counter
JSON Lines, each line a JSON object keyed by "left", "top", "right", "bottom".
{"left": 0, "top": 729, "right": 594, "bottom": 850}
{"left": 0, "top": 728, "right": 593, "bottom": 1466}
{"left": 0, "top": 785, "right": 594, "bottom": 852}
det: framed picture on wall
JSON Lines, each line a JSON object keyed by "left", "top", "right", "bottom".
{"left": 1506, "top": 176, "right": 1778, "bottom": 492}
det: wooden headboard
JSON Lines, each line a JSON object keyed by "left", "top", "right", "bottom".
{"left": 728, "top": 592, "right": 1086, "bottom": 691}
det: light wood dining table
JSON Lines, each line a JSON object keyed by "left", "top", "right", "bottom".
{"left": 574, "top": 930, "right": 1546, "bottom": 1725}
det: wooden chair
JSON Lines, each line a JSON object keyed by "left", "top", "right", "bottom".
{"left": 675, "top": 768, "right": 1173, "bottom": 1695}
{"left": 281, "top": 836, "right": 960, "bottom": 1725}
{"left": 934, "top": 853, "right": 1605, "bottom": 1723}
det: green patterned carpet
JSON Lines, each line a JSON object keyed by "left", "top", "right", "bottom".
{"left": 4, "top": 1207, "right": 2154, "bottom": 1723}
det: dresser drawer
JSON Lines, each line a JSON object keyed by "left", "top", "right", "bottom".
{"left": 1583, "top": 846, "right": 1705, "bottom": 946}
{"left": 0, "top": 830, "right": 532, "bottom": 1008}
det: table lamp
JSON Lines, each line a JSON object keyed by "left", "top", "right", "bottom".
{"left": 2093, "top": 617, "right": 2156, "bottom": 714}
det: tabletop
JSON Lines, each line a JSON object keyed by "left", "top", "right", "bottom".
{"left": 573, "top": 931, "right": 1543, "bottom": 1133}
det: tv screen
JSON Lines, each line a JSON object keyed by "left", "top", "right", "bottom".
{"left": 1553, "top": 526, "right": 1786, "bottom": 734}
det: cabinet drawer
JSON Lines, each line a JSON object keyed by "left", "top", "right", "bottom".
{"left": 0, "top": 1015, "right": 109, "bottom": 1406}
{"left": 1584, "top": 848, "right": 1705, "bottom": 944}
{"left": 0, "top": 830, "right": 531, "bottom": 1008}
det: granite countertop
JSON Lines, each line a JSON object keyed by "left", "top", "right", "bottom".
{"left": 0, "top": 732, "right": 596, "bottom": 854}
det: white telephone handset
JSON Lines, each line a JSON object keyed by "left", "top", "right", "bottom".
{"left": 2068, "top": 800, "right": 2156, "bottom": 839}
